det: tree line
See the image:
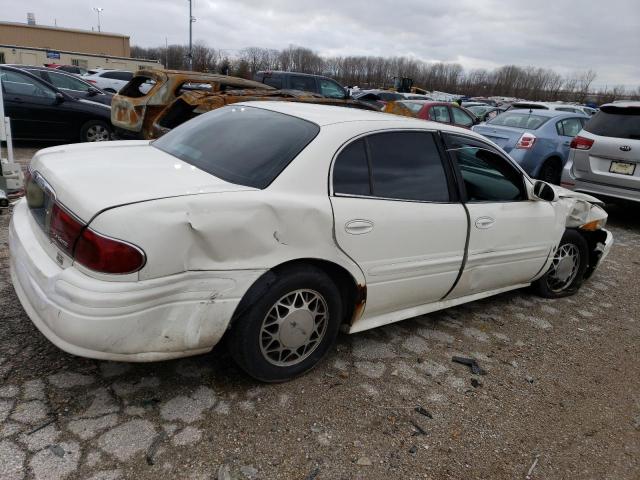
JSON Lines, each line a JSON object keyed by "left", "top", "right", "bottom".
{"left": 130, "top": 43, "right": 639, "bottom": 104}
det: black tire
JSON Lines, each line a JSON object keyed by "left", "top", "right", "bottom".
{"left": 538, "top": 159, "right": 562, "bottom": 185}
{"left": 80, "top": 120, "right": 112, "bottom": 142}
{"left": 227, "top": 265, "right": 343, "bottom": 382}
{"left": 533, "top": 229, "right": 589, "bottom": 298}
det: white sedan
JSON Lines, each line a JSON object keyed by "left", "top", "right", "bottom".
{"left": 9, "top": 103, "right": 612, "bottom": 381}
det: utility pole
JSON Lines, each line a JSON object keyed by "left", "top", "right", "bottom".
{"left": 165, "top": 36, "right": 168, "bottom": 70}
{"left": 187, "top": 0, "right": 195, "bottom": 71}
{"left": 93, "top": 7, "right": 103, "bottom": 32}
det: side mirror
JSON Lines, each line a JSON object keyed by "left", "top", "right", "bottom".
{"left": 54, "top": 92, "right": 65, "bottom": 104}
{"left": 343, "top": 87, "right": 350, "bottom": 99}
{"left": 533, "top": 180, "right": 558, "bottom": 202}
{"left": 87, "top": 87, "right": 99, "bottom": 96}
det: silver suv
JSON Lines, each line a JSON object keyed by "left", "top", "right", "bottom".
{"left": 561, "top": 101, "right": 640, "bottom": 203}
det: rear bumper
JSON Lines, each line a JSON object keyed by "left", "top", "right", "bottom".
{"left": 9, "top": 200, "right": 265, "bottom": 362}
{"left": 562, "top": 158, "right": 640, "bottom": 203}
{"left": 564, "top": 178, "right": 640, "bottom": 204}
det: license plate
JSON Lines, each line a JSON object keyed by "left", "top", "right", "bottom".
{"left": 609, "top": 161, "right": 636, "bottom": 176}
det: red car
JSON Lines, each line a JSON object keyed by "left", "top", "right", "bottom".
{"left": 383, "top": 100, "right": 478, "bottom": 129}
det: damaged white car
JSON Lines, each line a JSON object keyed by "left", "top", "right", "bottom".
{"left": 9, "top": 103, "right": 612, "bottom": 381}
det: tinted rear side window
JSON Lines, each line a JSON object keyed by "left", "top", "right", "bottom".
{"left": 153, "top": 106, "right": 320, "bottom": 188}
{"left": 333, "top": 139, "right": 371, "bottom": 196}
{"left": 290, "top": 75, "right": 317, "bottom": 92}
{"left": 367, "top": 132, "right": 449, "bottom": 202}
{"left": 584, "top": 107, "right": 640, "bottom": 140}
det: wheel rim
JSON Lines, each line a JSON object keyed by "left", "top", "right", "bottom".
{"left": 547, "top": 243, "right": 580, "bottom": 292}
{"left": 86, "top": 125, "right": 110, "bottom": 142}
{"left": 259, "top": 289, "right": 329, "bottom": 367}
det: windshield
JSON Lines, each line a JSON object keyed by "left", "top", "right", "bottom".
{"left": 153, "top": 105, "right": 320, "bottom": 188}
{"left": 399, "top": 101, "right": 425, "bottom": 114}
{"left": 584, "top": 106, "right": 640, "bottom": 140}
{"left": 487, "top": 112, "right": 549, "bottom": 130}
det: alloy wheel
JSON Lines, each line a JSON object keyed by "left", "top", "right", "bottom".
{"left": 86, "top": 125, "right": 110, "bottom": 142}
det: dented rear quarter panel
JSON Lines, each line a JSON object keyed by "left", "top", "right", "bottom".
{"left": 86, "top": 125, "right": 375, "bottom": 286}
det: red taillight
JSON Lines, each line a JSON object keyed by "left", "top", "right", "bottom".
{"left": 570, "top": 135, "right": 594, "bottom": 150}
{"left": 86, "top": 79, "right": 97, "bottom": 84}
{"left": 50, "top": 203, "right": 84, "bottom": 255}
{"left": 74, "top": 229, "right": 145, "bottom": 274}
{"left": 516, "top": 132, "right": 536, "bottom": 149}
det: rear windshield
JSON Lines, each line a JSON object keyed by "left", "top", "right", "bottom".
{"left": 511, "top": 103, "right": 548, "bottom": 110}
{"left": 487, "top": 112, "right": 549, "bottom": 130}
{"left": 152, "top": 106, "right": 320, "bottom": 188}
{"left": 584, "top": 106, "right": 640, "bottom": 140}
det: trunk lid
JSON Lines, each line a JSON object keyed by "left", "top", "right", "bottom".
{"left": 30, "top": 140, "right": 254, "bottom": 222}
{"left": 472, "top": 124, "right": 528, "bottom": 152}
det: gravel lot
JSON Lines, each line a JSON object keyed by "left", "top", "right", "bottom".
{"left": 1, "top": 144, "right": 639, "bottom": 480}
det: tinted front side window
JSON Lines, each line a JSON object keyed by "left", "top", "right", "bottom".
{"left": 584, "top": 107, "right": 640, "bottom": 139}
{"left": 153, "top": 106, "right": 320, "bottom": 188}
{"left": 319, "top": 79, "right": 345, "bottom": 99}
{"left": 47, "top": 72, "right": 90, "bottom": 91}
{"left": 333, "top": 139, "right": 370, "bottom": 196}
{"left": 452, "top": 107, "right": 474, "bottom": 127}
{"left": 367, "top": 132, "right": 449, "bottom": 202}
{"left": 446, "top": 134, "right": 525, "bottom": 202}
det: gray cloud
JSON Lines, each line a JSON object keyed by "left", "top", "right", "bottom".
{"left": 5, "top": 0, "right": 639, "bottom": 87}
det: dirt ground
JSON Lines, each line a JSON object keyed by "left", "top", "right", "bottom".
{"left": 1, "top": 144, "right": 639, "bottom": 480}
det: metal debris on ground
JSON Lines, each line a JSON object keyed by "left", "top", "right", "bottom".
{"left": 452, "top": 356, "right": 487, "bottom": 375}
{"left": 525, "top": 454, "right": 540, "bottom": 479}
{"left": 145, "top": 431, "right": 167, "bottom": 465}
{"left": 414, "top": 406, "right": 433, "bottom": 418}
{"left": 410, "top": 420, "right": 428, "bottom": 436}
{"left": 49, "top": 444, "right": 65, "bottom": 458}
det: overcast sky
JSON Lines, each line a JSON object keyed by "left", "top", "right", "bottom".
{"left": 5, "top": 0, "right": 640, "bottom": 87}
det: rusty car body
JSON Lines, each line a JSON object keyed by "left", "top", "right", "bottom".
{"left": 149, "top": 89, "right": 381, "bottom": 138}
{"left": 111, "top": 69, "right": 274, "bottom": 139}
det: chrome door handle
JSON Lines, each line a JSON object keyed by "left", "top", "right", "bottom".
{"left": 345, "top": 219, "right": 374, "bottom": 235}
{"left": 475, "top": 216, "right": 495, "bottom": 229}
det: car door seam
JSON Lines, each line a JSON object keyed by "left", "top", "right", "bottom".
{"left": 440, "top": 201, "right": 470, "bottom": 300}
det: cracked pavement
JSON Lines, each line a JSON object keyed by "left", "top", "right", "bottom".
{"left": 0, "top": 145, "right": 639, "bottom": 479}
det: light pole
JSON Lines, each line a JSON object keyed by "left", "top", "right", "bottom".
{"left": 93, "top": 7, "right": 103, "bottom": 32}
{"left": 187, "top": 0, "right": 196, "bottom": 70}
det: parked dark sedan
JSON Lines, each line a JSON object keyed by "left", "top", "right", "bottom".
{"left": 0, "top": 65, "right": 113, "bottom": 142}
{"left": 8, "top": 65, "right": 113, "bottom": 106}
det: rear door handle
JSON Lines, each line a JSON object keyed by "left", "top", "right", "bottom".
{"left": 345, "top": 219, "right": 374, "bottom": 235}
{"left": 475, "top": 216, "right": 495, "bottom": 229}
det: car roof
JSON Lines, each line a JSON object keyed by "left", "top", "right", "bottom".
{"left": 602, "top": 101, "right": 640, "bottom": 108}
{"left": 506, "top": 108, "right": 585, "bottom": 118}
{"left": 232, "top": 101, "right": 485, "bottom": 134}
